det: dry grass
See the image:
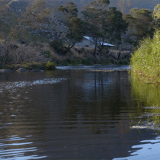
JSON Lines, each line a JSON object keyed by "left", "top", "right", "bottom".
{"left": 0, "top": 43, "right": 51, "bottom": 65}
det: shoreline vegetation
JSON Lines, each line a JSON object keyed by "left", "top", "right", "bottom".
{"left": 0, "top": 41, "right": 131, "bottom": 72}
{"left": 131, "top": 31, "right": 160, "bottom": 84}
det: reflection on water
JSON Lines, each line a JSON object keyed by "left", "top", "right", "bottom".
{"left": 114, "top": 136, "right": 160, "bottom": 160}
{"left": 57, "top": 64, "right": 131, "bottom": 71}
{"left": 0, "top": 67, "right": 160, "bottom": 159}
{"left": 130, "top": 76, "right": 160, "bottom": 130}
{"left": 0, "top": 78, "right": 66, "bottom": 93}
{"left": 114, "top": 75, "right": 160, "bottom": 160}
{"left": 0, "top": 134, "right": 47, "bottom": 159}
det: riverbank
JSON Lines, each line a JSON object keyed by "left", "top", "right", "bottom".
{"left": 0, "top": 42, "right": 131, "bottom": 70}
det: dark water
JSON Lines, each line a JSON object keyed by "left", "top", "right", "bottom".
{"left": 0, "top": 65, "right": 160, "bottom": 160}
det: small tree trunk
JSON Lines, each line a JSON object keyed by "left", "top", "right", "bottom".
{"left": 118, "top": 51, "right": 121, "bottom": 59}
{"left": 94, "top": 38, "right": 97, "bottom": 57}
{"left": 65, "top": 41, "right": 76, "bottom": 53}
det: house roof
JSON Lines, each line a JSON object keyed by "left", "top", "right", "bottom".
{"left": 84, "top": 36, "right": 115, "bottom": 47}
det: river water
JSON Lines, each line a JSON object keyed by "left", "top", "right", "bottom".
{"left": 0, "top": 65, "right": 160, "bottom": 160}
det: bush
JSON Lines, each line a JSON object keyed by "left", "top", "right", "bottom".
{"left": 81, "top": 57, "right": 94, "bottom": 65}
{"left": 46, "top": 61, "right": 56, "bottom": 70}
{"left": 43, "top": 50, "right": 51, "bottom": 58}
{"left": 118, "top": 59, "right": 129, "bottom": 65}
{"left": 98, "top": 58, "right": 109, "bottom": 65}
{"left": 49, "top": 39, "right": 64, "bottom": 51}
{"left": 21, "top": 62, "right": 46, "bottom": 70}
{"left": 131, "top": 30, "right": 160, "bottom": 83}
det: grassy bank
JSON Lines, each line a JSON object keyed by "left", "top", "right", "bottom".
{"left": 131, "top": 30, "right": 160, "bottom": 83}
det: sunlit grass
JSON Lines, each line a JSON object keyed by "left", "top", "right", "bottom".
{"left": 131, "top": 30, "right": 160, "bottom": 83}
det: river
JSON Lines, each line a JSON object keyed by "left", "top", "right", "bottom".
{"left": 0, "top": 65, "right": 160, "bottom": 160}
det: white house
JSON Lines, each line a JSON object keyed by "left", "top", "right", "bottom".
{"left": 75, "top": 36, "right": 115, "bottom": 48}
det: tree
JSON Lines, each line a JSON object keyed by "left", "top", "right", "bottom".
{"left": 0, "top": 0, "right": 9, "bottom": 23}
{"left": 0, "top": 0, "right": 16, "bottom": 38}
{"left": 2, "top": 0, "right": 55, "bottom": 44}
{"left": 153, "top": 4, "right": 160, "bottom": 30}
{"left": 82, "top": 0, "right": 128, "bottom": 56}
{"left": 123, "top": 8, "right": 154, "bottom": 45}
{"left": 81, "top": 0, "right": 110, "bottom": 56}
{"left": 153, "top": 4, "right": 160, "bottom": 20}
{"left": 57, "top": 2, "right": 85, "bottom": 52}
{"left": 104, "top": 7, "right": 128, "bottom": 46}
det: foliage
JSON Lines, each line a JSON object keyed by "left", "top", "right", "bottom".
{"left": 8, "top": 62, "right": 47, "bottom": 70}
{"left": 81, "top": 0, "right": 110, "bottom": 55}
{"left": 153, "top": 4, "right": 160, "bottom": 30}
{"left": 21, "top": 62, "right": 46, "bottom": 70}
{"left": 118, "top": 58, "right": 129, "bottom": 65}
{"left": 46, "top": 61, "right": 56, "bottom": 70}
{"left": 153, "top": 4, "right": 160, "bottom": 20}
{"left": 123, "top": 8, "right": 154, "bottom": 45}
{"left": 56, "top": 57, "right": 96, "bottom": 66}
{"left": 43, "top": 50, "right": 51, "bottom": 58}
{"left": 105, "top": 7, "right": 128, "bottom": 45}
{"left": 82, "top": 0, "right": 127, "bottom": 55}
{"left": 131, "top": 30, "right": 160, "bottom": 83}
{"left": 49, "top": 39, "right": 64, "bottom": 52}
{"left": 81, "top": 57, "right": 94, "bottom": 65}
{"left": 2, "top": 0, "right": 55, "bottom": 44}
{"left": 0, "top": 0, "right": 19, "bottom": 39}
{"left": 57, "top": 2, "right": 85, "bottom": 52}
{"left": 98, "top": 57, "right": 109, "bottom": 65}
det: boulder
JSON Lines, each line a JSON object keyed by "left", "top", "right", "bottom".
{"left": 0, "top": 69, "right": 13, "bottom": 73}
{"left": 16, "top": 68, "right": 29, "bottom": 73}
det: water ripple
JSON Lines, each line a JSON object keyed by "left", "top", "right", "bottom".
{"left": 0, "top": 78, "right": 66, "bottom": 93}
{"left": 0, "top": 135, "right": 47, "bottom": 159}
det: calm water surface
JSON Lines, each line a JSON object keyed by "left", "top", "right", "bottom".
{"left": 0, "top": 65, "right": 160, "bottom": 160}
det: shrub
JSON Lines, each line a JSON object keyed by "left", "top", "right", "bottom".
{"left": 46, "top": 61, "right": 56, "bottom": 70}
{"left": 118, "top": 59, "right": 129, "bottom": 65}
{"left": 21, "top": 62, "right": 46, "bottom": 70}
{"left": 43, "top": 50, "right": 51, "bottom": 58}
{"left": 81, "top": 57, "right": 94, "bottom": 65}
{"left": 131, "top": 30, "right": 160, "bottom": 83}
{"left": 49, "top": 39, "right": 64, "bottom": 51}
{"left": 98, "top": 58, "right": 109, "bottom": 65}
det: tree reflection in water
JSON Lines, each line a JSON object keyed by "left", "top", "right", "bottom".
{"left": 61, "top": 71, "right": 131, "bottom": 134}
